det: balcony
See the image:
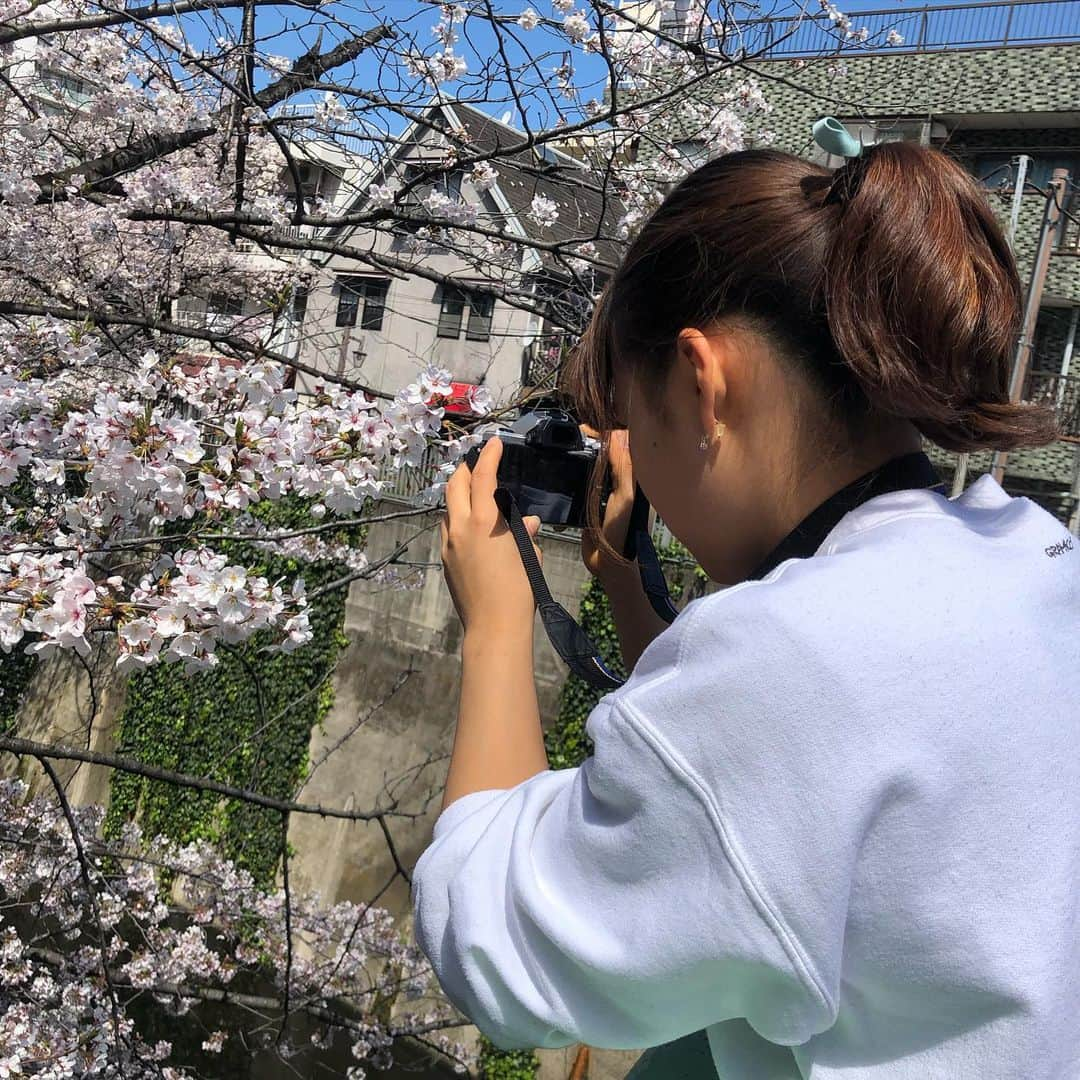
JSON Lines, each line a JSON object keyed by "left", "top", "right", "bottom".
{"left": 523, "top": 334, "right": 573, "bottom": 390}
{"left": 737, "top": 0, "right": 1080, "bottom": 58}
{"left": 1026, "top": 371, "right": 1080, "bottom": 441}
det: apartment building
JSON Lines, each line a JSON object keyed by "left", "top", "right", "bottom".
{"left": 172, "top": 111, "right": 374, "bottom": 370}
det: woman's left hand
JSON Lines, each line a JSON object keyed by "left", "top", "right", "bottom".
{"left": 441, "top": 436, "right": 542, "bottom": 636}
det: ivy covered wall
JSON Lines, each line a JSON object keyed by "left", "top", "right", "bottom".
{"left": 103, "top": 499, "right": 359, "bottom": 886}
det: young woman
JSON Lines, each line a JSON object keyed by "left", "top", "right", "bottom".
{"left": 410, "top": 143, "right": 1080, "bottom": 1079}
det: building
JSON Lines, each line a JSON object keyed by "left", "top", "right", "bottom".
{"left": 292, "top": 99, "right": 623, "bottom": 405}
{"left": 172, "top": 109, "right": 375, "bottom": 371}
{"left": 625, "top": 0, "right": 1080, "bottom": 525}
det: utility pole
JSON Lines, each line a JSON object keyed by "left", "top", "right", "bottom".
{"left": 952, "top": 155, "right": 1032, "bottom": 497}
{"left": 990, "top": 167, "right": 1070, "bottom": 485}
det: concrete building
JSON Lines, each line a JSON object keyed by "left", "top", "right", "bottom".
{"left": 292, "top": 99, "right": 622, "bottom": 404}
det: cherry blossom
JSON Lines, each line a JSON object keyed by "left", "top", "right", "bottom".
{"left": 0, "top": 778, "right": 475, "bottom": 1077}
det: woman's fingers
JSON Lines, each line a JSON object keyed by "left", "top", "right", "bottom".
{"left": 446, "top": 455, "right": 473, "bottom": 522}
{"left": 470, "top": 436, "right": 503, "bottom": 529}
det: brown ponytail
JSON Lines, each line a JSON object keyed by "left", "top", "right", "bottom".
{"left": 822, "top": 140, "right": 1057, "bottom": 451}
{"left": 564, "top": 144, "right": 1059, "bottom": 454}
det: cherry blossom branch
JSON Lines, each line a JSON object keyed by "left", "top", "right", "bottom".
{"left": 0, "top": 0, "right": 317, "bottom": 45}
{"left": 36, "top": 756, "right": 130, "bottom": 1065}
{"left": 0, "top": 735, "right": 419, "bottom": 823}
{"left": 27, "top": 947, "right": 470, "bottom": 1041}
{"left": 0, "top": 300, "right": 392, "bottom": 396}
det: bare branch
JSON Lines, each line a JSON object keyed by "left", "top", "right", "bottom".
{"left": 0, "top": 734, "right": 420, "bottom": 822}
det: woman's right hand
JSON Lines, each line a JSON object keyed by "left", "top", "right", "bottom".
{"left": 580, "top": 426, "right": 638, "bottom": 584}
{"left": 579, "top": 425, "right": 669, "bottom": 670}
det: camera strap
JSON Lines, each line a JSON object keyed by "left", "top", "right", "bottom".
{"left": 494, "top": 487, "right": 625, "bottom": 691}
{"left": 623, "top": 485, "right": 679, "bottom": 625}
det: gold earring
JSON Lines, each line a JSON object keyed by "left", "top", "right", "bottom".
{"left": 700, "top": 421, "right": 725, "bottom": 451}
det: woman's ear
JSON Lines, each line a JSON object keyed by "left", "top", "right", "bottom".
{"left": 676, "top": 328, "right": 729, "bottom": 443}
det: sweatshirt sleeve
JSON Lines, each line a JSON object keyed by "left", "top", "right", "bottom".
{"left": 410, "top": 616, "right": 838, "bottom": 1051}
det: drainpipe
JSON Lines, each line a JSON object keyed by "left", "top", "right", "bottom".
{"left": 1057, "top": 304, "right": 1078, "bottom": 407}
{"left": 953, "top": 155, "right": 1034, "bottom": 496}
{"left": 990, "top": 167, "right": 1070, "bottom": 485}
{"left": 1070, "top": 447, "right": 1080, "bottom": 537}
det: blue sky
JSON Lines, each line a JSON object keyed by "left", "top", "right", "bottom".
{"left": 170, "top": 0, "right": 1071, "bottom": 140}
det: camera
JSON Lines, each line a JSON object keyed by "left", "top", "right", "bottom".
{"left": 463, "top": 404, "right": 608, "bottom": 526}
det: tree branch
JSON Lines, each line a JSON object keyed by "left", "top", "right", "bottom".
{"left": 0, "top": 300, "right": 392, "bottom": 397}
{"left": 0, "top": 734, "right": 418, "bottom": 823}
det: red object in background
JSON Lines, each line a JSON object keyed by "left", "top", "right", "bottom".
{"left": 438, "top": 381, "right": 482, "bottom": 416}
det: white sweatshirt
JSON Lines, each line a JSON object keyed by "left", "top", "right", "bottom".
{"left": 411, "top": 474, "right": 1080, "bottom": 1079}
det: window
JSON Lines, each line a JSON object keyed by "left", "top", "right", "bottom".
{"left": 38, "top": 65, "right": 93, "bottom": 107}
{"left": 437, "top": 286, "right": 467, "bottom": 338}
{"left": 438, "top": 287, "right": 496, "bottom": 342}
{"left": 673, "top": 139, "right": 709, "bottom": 169}
{"left": 206, "top": 292, "right": 244, "bottom": 316}
{"left": 401, "top": 163, "right": 463, "bottom": 202}
{"left": 336, "top": 277, "right": 389, "bottom": 331}
{"left": 659, "top": 0, "right": 691, "bottom": 39}
{"left": 465, "top": 292, "right": 495, "bottom": 342}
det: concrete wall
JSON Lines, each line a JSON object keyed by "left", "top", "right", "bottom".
{"left": 286, "top": 503, "right": 593, "bottom": 915}
{"left": 4, "top": 637, "right": 127, "bottom": 808}
{"left": 283, "top": 503, "right": 643, "bottom": 1078}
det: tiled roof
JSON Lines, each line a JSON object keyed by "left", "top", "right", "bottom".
{"left": 443, "top": 101, "right": 627, "bottom": 270}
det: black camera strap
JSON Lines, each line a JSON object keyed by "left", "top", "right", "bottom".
{"left": 494, "top": 488, "right": 624, "bottom": 691}
{"left": 623, "top": 486, "right": 680, "bottom": 625}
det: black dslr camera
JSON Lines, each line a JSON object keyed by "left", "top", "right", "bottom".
{"left": 463, "top": 405, "right": 607, "bottom": 526}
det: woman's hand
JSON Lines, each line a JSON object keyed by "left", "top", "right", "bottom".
{"left": 580, "top": 426, "right": 638, "bottom": 585}
{"left": 579, "top": 425, "right": 670, "bottom": 670}
{"left": 441, "top": 436, "right": 541, "bottom": 637}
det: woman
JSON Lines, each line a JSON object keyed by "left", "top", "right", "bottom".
{"left": 410, "top": 144, "right": 1080, "bottom": 1079}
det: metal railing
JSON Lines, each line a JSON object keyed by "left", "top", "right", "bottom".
{"left": 522, "top": 334, "right": 573, "bottom": 390}
{"left": 373, "top": 440, "right": 680, "bottom": 547}
{"left": 375, "top": 443, "right": 444, "bottom": 503}
{"left": 1025, "top": 371, "right": 1080, "bottom": 441}
{"left": 737, "top": 0, "right": 1080, "bottom": 58}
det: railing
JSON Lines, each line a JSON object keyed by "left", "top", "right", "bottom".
{"left": 1025, "top": 371, "right": 1080, "bottom": 441}
{"left": 736, "top": 0, "right": 1080, "bottom": 58}
{"left": 522, "top": 334, "right": 573, "bottom": 390}
{"left": 375, "top": 443, "right": 444, "bottom": 503}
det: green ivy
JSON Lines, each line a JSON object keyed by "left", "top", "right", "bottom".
{"left": 482, "top": 541, "right": 704, "bottom": 1079}
{"left": 0, "top": 650, "right": 38, "bottom": 734}
{"left": 545, "top": 539, "right": 705, "bottom": 772}
{"left": 103, "top": 497, "right": 362, "bottom": 886}
{"left": 478, "top": 1036, "right": 540, "bottom": 1080}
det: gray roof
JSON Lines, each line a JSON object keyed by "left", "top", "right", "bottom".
{"left": 329, "top": 99, "right": 626, "bottom": 276}
{"left": 442, "top": 100, "right": 627, "bottom": 271}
